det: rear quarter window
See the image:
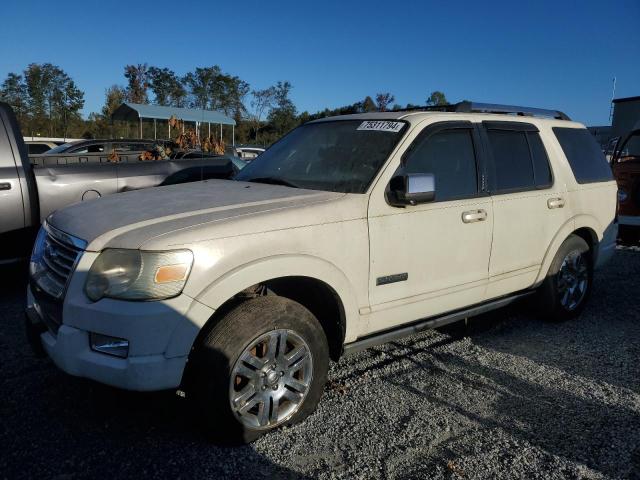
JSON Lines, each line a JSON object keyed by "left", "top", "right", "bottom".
{"left": 552, "top": 127, "right": 613, "bottom": 184}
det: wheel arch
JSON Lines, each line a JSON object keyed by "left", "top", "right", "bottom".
{"left": 187, "top": 255, "right": 361, "bottom": 363}
{"left": 534, "top": 214, "right": 602, "bottom": 285}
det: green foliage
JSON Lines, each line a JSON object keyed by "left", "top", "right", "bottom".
{"left": 426, "top": 90, "right": 448, "bottom": 106}
{"left": 266, "top": 81, "right": 297, "bottom": 140}
{"left": 148, "top": 67, "right": 186, "bottom": 107}
{"left": 1, "top": 63, "right": 84, "bottom": 137}
{"left": 1, "top": 61, "right": 449, "bottom": 146}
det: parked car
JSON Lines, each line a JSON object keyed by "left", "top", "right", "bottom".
{"left": 611, "top": 123, "right": 640, "bottom": 238}
{"left": 25, "top": 102, "right": 617, "bottom": 445}
{"left": 0, "top": 102, "right": 242, "bottom": 263}
{"left": 35, "top": 138, "right": 159, "bottom": 163}
{"left": 235, "top": 145, "right": 265, "bottom": 161}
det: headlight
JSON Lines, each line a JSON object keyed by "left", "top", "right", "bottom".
{"left": 84, "top": 249, "right": 193, "bottom": 301}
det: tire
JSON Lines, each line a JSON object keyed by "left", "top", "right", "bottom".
{"left": 189, "top": 295, "right": 329, "bottom": 445}
{"left": 537, "top": 234, "right": 593, "bottom": 322}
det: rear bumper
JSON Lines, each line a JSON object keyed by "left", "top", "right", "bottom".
{"left": 618, "top": 215, "right": 640, "bottom": 227}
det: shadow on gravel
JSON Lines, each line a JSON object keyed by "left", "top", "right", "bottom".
{"left": 385, "top": 345, "right": 639, "bottom": 478}
{"left": 474, "top": 250, "right": 640, "bottom": 394}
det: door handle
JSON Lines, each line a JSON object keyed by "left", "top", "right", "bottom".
{"left": 547, "top": 197, "right": 565, "bottom": 209}
{"left": 462, "top": 209, "right": 487, "bottom": 223}
{"left": 0, "top": 182, "right": 11, "bottom": 191}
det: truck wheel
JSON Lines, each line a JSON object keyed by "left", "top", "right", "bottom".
{"left": 538, "top": 234, "right": 592, "bottom": 321}
{"left": 190, "top": 295, "right": 329, "bottom": 445}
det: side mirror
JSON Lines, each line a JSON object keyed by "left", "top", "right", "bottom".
{"left": 386, "top": 173, "right": 435, "bottom": 207}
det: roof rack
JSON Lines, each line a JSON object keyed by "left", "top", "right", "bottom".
{"left": 397, "top": 101, "right": 571, "bottom": 121}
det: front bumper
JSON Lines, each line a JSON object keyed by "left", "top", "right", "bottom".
{"left": 27, "top": 281, "right": 214, "bottom": 391}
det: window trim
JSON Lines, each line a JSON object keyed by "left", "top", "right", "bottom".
{"left": 394, "top": 121, "right": 486, "bottom": 203}
{"left": 481, "top": 122, "right": 555, "bottom": 195}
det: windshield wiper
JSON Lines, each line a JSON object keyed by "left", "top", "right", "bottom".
{"left": 245, "top": 176, "right": 300, "bottom": 188}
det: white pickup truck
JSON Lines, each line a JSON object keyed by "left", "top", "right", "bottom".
{"left": 26, "top": 102, "right": 617, "bottom": 444}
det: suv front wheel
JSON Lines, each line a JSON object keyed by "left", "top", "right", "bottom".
{"left": 190, "top": 295, "right": 329, "bottom": 444}
{"left": 538, "top": 234, "right": 593, "bottom": 321}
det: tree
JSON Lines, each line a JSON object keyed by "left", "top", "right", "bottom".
{"left": 183, "top": 66, "right": 221, "bottom": 110}
{"left": 22, "top": 63, "right": 84, "bottom": 136}
{"left": 0, "top": 73, "right": 28, "bottom": 124}
{"left": 267, "top": 81, "right": 297, "bottom": 138}
{"left": 375, "top": 92, "right": 395, "bottom": 112}
{"left": 426, "top": 91, "right": 447, "bottom": 106}
{"left": 361, "top": 96, "right": 377, "bottom": 112}
{"left": 124, "top": 64, "right": 149, "bottom": 104}
{"left": 182, "top": 66, "right": 248, "bottom": 119}
{"left": 148, "top": 67, "right": 186, "bottom": 106}
{"left": 249, "top": 86, "right": 277, "bottom": 141}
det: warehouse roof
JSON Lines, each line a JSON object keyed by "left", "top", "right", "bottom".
{"left": 111, "top": 102, "right": 236, "bottom": 125}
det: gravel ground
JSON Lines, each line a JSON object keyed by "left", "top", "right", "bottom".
{"left": 1, "top": 248, "right": 639, "bottom": 480}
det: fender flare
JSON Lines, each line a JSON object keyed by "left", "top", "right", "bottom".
{"left": 193, "top": 254, "right": 363, "bottom": 342}
{"left": 534, "top": 214, "right": 602, "bottom": 285}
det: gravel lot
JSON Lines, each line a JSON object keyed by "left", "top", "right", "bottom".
{"left": 1, "top": 248, "right": 639, "bottom": 480}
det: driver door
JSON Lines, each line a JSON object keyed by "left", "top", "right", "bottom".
{"left": 366, "top": 121, "right": 493, "bottom": 333}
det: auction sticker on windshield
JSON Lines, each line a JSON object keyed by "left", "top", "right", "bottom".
{"left": 357, "top": 121, "right": 404, "bottom": 133}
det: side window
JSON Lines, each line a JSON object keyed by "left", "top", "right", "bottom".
{"left": 403, "top": 128, "right": 478, "bottom": 201}
{"left": 28, "top": 144, "right": 51, "bottom": 154}
{"left": 486, "top": 130, "right": 534, "bottom": 192}
{"left": 71, "top": 144, "right": 104, "bottom": 154}
{"left": 87, "top": 144, "right": 104, "bottom": 153}
{"left": 553, "top": 127, "right": 613, "bottom": 183}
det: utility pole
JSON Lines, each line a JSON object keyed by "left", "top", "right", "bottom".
{"left": 609, "top": 77, "right": 617, "bottom": 124}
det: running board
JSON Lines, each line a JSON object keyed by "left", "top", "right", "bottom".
{"left": 343, "top": 291, "right": 535, "bottom": 355}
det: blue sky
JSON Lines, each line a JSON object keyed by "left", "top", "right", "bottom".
{"left": 1, "top": 0, "right": 638, "bottom": 125}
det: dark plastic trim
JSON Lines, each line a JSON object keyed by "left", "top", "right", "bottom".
{"left": 343, "top": 291, "right": 535, "bottom": 355}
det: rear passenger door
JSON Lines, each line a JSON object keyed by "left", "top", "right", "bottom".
{"left": 481, "top": 122, "right": 570, "bottom": 298}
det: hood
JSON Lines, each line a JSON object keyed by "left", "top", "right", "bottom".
{"left": 48, "top": 179, "right": 345, "bottom": 251}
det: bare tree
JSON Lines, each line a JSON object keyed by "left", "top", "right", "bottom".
{"left": 124, "top": 64, "right": 149, "bottom": 104}
{"left": 249, "top": 86, "right": 277, "bottom": 142}
{"left": 375, "top": 92, "right": 395, "bottom": 112}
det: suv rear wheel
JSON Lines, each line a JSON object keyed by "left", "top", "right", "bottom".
{"left": 190, "top": 295, "right": 329, "bottom": 444}
{"left": 538, "top": 234, "right": 592, "bottom": 321}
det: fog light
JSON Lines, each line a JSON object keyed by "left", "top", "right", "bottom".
{"left": 90, "top": 333, "right": 129, "bottom": 358}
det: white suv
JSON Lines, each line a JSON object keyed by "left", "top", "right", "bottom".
{"left": 26, "top": 102, "right": 618, "bottom": 444}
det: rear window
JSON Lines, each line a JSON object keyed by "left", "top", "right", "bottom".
{"left": 553, "top": 127, "right": 613, "bottom": 184}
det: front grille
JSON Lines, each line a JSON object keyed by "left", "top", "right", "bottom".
{"left": 38, "top": 231, "right": 81, "bottom": 298}
{"left": 30, "top": 224, "right": 86, "bottom": 334}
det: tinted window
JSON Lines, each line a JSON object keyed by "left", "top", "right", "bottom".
{"left": 71, "top": 144, "right": 104, "bottom": 154}
{"left": 553, "top": 127, "right": 613, "bottom": 183}
{"left": 487, "top": 130, "right": 534, "bottom": 192}
{"left": 404, "top": 129, "right": 478, "bottom": 201}
{"left": 27, "top": 144, "right": 51, "bottom": 154}
{"left": 528, "top": 132, "right": 553, "bottom": 187}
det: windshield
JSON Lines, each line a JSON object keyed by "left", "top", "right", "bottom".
{"left": 235, "top": 120, "right": 407, "bottom": 193}
{"left": 44, "top": 142, "right": 75, "bottom": 154}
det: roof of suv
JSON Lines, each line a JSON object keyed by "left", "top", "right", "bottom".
{"left": 310, "top": 102, "right": 582, "bottom": 128}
